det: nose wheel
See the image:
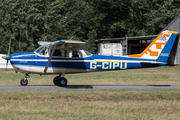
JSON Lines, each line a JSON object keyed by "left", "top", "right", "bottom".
{"left": 20, "top": 74, "right": 30, "bottom": 86}
{"left": 20, "top": 78, "right": 28, "bottom": 86}
{"left": 53, "top": 73, "right": 68, "bottom": 87}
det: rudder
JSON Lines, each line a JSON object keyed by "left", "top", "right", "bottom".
{"left": 157, "top": 32, "right": 178, "bottom": 63}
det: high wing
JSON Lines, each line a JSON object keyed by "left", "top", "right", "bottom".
{"left": 40, "top": 40, "right": 86, "bottom": 73}
{"left": 38, "top": 40, "right": 86, "bottom": 50}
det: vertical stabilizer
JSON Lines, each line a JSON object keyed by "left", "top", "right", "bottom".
{"left": 129, "top": 30, "right": 178, "bottom": 63}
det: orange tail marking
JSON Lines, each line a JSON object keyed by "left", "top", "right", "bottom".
{"left": 155, "top": 41, "right": 167, "bottom": 49}
{"left": 147, "top": 48, "right": 158, "bottom": 56}
{"left": 163, "top": 34, "right": 170, "bottom": 37}
{"left": 129, "top": 33, "right": 169, "bottom": 58}
{"left": 128, "top": 54, "right": 141, "bottom": 58}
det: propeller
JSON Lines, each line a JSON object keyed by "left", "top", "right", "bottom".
{"left": 2, "top": 39, "right": 11, "bottom": 71}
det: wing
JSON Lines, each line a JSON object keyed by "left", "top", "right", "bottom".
{"left": 38, "top": 40, "right": 86, "bottom": 50}
{"left": 38, "top": 41, "right": 55, "bottom": 46}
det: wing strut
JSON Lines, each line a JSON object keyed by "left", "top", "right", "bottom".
{"left": 44, "top": 44, "right": 56, "bottom": 73}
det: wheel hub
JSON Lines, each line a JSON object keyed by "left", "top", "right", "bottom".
{"left": 61, "top": 80, "right": 65, "bottom": 85}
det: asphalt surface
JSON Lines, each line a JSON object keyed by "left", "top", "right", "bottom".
{"left": 0, "top": 85, "right": 180, "bottom": 90}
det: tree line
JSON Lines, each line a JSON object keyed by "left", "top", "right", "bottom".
{"left": 0, "top": 0, "right": 179, "bottom": 54}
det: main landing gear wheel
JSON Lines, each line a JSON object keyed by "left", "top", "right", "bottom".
{"left": 53, "top": 76, "right": 59, "bottom": 85}
{"left": 58, "top": 77, "right": 68, "bottom": 87}
{"left": 53, "top": 76, "right": 68, "bottom": 87}
{"left": 20, "top": 78, "right": 28, "bottom": 86}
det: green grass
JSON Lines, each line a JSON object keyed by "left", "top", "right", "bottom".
{"left": 0, "top": 89, "right": 180, "bottom": 119}
{"left": 0, "top": 66, "right": 180, "bottom": 119}
{"left": 0, "top": 65, "right": 180, "bottom": 85}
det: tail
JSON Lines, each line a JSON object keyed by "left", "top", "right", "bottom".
{"left": 129, "top": 30, "right": 178, "bottom": 63}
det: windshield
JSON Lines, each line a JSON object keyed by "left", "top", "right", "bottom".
{"left": 35, "top": 46, "right": 46, "bottom": 55}
{"left": 35, "top": 45, "right": 51, "bottom": 56}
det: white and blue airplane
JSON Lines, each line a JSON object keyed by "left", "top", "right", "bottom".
{"left": 2, "top": 30, "right": 178, "bottom": 87}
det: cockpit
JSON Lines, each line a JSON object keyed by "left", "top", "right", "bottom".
{"left": 35, "top": 44, "right": 92, "bottom": 58}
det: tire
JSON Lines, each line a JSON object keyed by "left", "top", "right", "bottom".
{"left": 58, "top": 77, "right": 68, "bottom": 87}
{"left": 20, "top": 78, "right": 28, "bottom": 86}
{"left": 53, "top": 76, "right": 59, "bottom": 85}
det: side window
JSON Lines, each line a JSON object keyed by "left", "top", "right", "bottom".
{"left": 53, "top": 49, "right": 66, "bottom": 57}
{"left": 70, "top": 50, "right": 82, "bottom": 58}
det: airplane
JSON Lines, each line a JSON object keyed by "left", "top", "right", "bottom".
{"left": 2, "top": 30, "right": 179, "bottom": 87}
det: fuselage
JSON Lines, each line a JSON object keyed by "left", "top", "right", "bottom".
{"left": 9, "top": 51, "right": 163, "bottom": 75}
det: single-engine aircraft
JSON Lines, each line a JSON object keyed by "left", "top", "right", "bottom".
{"left": 2, "top": 30, "right": 179, "bottom": 87}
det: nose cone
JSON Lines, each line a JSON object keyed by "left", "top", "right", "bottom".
{"left": 2, "top": 55, "right": 10, "bottom": 60}
{"left": 2, "top": 55, "right": 6, "bottom": 60}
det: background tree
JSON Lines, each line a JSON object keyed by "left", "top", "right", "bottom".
{"left": 0, "top": 0, "right": 179, "bottom": 54}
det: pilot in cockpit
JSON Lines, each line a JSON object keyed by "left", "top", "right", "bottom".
{"left": 72, "top": 51, "right": 79, "bottom": 57}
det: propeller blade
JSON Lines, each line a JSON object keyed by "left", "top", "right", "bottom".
{"left": 8, "top": 38, "right": 11, "bottom": 56}
{"left": 6, "top": 60, "right": 9, "bottom": 71}
{"left": 6, "top": 38, "right": 11, "bottom": 71}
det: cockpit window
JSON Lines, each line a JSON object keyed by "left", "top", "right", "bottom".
{"left": 35, "top": 45, "right": 51, "bottom": 56}
{"left": 35, "top": 46, "right": 46, "bottom": 55}
{"left": 69, "top": 50, "right": 83, "bottom": 58}
{"left": 67, "top": 50, "right": 92, "bottom": 58}
{"left": 53, "top": 49, "right": 66, "bottom": 57}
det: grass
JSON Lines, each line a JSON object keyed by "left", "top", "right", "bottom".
{"left": 0, "top": 89, "right": 180, "bottom": 119}
{"left": 0, "top": 66, "right": 180, "bottom": 119}
{"left": 0, "top": 65, "right": 180, "bottom": 85}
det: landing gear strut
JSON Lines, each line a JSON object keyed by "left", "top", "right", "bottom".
{"left": 20, "top": 74, "right": 30, "bottom": 86}
{"left": 53, "top": 73, "right": 68, "bottom": 87}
